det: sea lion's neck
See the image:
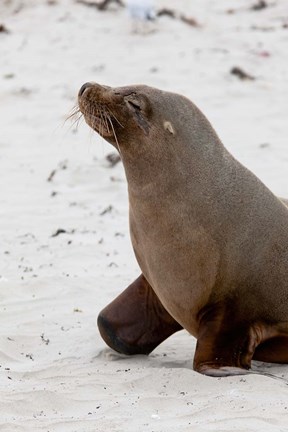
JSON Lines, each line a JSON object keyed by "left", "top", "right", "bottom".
{"left": 121, "top": 135, "right": 227, "bottom": 201}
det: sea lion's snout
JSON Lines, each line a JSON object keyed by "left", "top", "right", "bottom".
{"left": 78, "top": 82, "right": 120, "bottom": 141}
{"left": 78, "top": 82, "right": 152, "bottom": 144}
{"left": 78, "top": 82, "right": 93, "bottom": 97}
{"left": 78, "top": 82, "right": 111, "bottom": 99}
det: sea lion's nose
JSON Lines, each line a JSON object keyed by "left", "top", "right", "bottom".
{"left": 79, "top": 82, "right": 93, "bottom": 96}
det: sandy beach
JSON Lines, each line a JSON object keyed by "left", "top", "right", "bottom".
{"left": 1, "top": 0, "right": 288, "bottom": 430}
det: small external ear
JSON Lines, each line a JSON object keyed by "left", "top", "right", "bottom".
{"left": 164, "top": 121, "right": 175, "bottom": 135}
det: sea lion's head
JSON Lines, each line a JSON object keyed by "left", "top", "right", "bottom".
{"left": 77, "top": 82, "right": 193, "bottom": 154}
{"left": 78, "top": 82, "right": 223, "bottom": 185}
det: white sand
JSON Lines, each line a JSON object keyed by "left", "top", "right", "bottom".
{"left": 1, "top": 0, "right": 288, "bottom": 430}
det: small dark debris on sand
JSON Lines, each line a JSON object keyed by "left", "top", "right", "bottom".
{"left": 230, "top": 67, "right": 255, "bottom": 81}
{"left": 47, "top": 169, "right": 57, "bottom": 182}
{"left": 26, "top": 353, "right": 34, "bottom": 361}
{"left": 51, "top": 228, "right": 67, "bottom": 237}
{"left": 100, "top": 205, "right": 113, "bottom": 216}
{"left": 76, "top": 0, "right": 124, "bottom": 11}
{"left": 157, "top": 8, "right": 175, "bottom": 18}
{"left": 0, "top": 24, "right": 10, "bottom": 34}
{"left": 157, "top": 8, "right": 200, "bottom": 27}
{"left": 259, "top": 142, "right": 270, "bottom": 149}
{"left": 251, "top": 0, "right": 268, "bottom": 11}
{"left": 41, "top": 333, "right": 50, "bottom": 345}
{"left": 51, "top": 228, "right": 77, "bottom": 238}
{"left": 251, "top": 25, "right": 275, "bottom": 32}
{"left": 180, "top": 15, "right": 199, "bottom": 27}
{"left": 106, "top": 152, "right": 121, "bottom": 167}
{"left": 3, "top": 73, "right": 14, "bottom": 79}
{"left": 47, "top": 160, "right": 68, "bottom": 182}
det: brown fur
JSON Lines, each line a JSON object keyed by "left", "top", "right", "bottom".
{"left": 78, "top": 82, "right": 288, "bottom": 376}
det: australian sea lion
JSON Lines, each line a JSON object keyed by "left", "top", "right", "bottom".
{"left": 78, "top": 82, "right": 288, "bottom": 377}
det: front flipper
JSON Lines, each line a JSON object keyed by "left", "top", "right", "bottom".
{"left": 97, "top": 274, "right": 182, "bottom": 355}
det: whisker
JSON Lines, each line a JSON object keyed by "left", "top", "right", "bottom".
{"left": 75, "top": 113, "right": 84, "bottom": 130}
{"left": 107, "top": 108, "right": 124, "bottom": 128}
{"left": 63, "top": 105, "right": 84, "bottom": 133}
{"left": 87, "top": 106, "right": 100, "bottom": 136}
{"left": 65, "top": 106, "right": 81, "bottom": 121}
{"left": 64, "top": 106, "right": 80, "bottom": 125}
{"left": 71, "top": 112, "right": 83, "bottom": 129}
{"left": 107, "top": 115, "right": 122, "bottom": 159}
{"left": 103, "top": 112, "right": 111, "bottom": 133}
{"left": 77, "top": 102, "right": 122, "bottom": 159}
{"left": 99, "top": 109, "right": 105, "bottom": 138}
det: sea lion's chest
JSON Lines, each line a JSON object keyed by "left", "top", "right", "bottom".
{"left": 129, "top": 203, "right": 219, "bottom": 334}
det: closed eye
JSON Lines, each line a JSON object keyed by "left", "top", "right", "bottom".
{"left": 127, "top": 99, "right": 141, "bottom": 111}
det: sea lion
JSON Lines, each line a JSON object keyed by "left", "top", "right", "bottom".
{"left": 78, "top": 82, "right": 288, "bottom": 376}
